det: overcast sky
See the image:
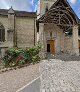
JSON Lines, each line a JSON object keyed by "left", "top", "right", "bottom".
{"left": 0, "top": 0, "right": 79, "bottom": 17}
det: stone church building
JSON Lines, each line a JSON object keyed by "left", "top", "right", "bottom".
{"left": 0, "top": 0, "right": 80, "bottom": 57}
{"left": 0, "top": 7, "right": 37, "bottom": 57}
{"left": 37, "top": 0, "right": 80, "bottom": 57}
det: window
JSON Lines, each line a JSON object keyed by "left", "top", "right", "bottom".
{"left": 0, "top": 48, "right": 1, "bottom": 55}
{"left": 45, "top": 3, "right": 48, "bottom": 12}
{"left": 78, "top": 25, "right": 80, "bottom": 36}
{"left": 65, "top": 28, "right": 73, "bottom": 36}
{"left": 45, "top": 6, "right": 48, "bottom": 12}
{"left": 68, "top": 29, "right": 73, "bottom": 35}
{"left": 50, "top": 32, "right": 52, "bottom": 37}
{"left": 0, "top": 25, "right": 5, "bottom": 42}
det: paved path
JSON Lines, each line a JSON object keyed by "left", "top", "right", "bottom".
{"left": 16, "top": 54, "right": 80, "bottom": 92}
{"left": 0, "top": 64, "right": 40, "bottom": 92}
{"left": 17, "top": 77, "right": 40, "bottom": 92}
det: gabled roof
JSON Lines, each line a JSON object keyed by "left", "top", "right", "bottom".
{"left": 38, "top": 0, "right": 79, "bottom": 27}
{"left": 0, "top": 9, "right": 36, "bottom": 18}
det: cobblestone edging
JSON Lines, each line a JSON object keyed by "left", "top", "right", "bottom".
{"left": 40, "top": 59, "right": 80, "bottom": 92}
{"left": 0, "top": 63, "right": 32, "bottom": 74}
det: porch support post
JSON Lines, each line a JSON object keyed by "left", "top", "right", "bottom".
{"left": 72, "top": 25, "right": 79, "bottom": 55}
{"left": 39, "top": 23, "right": 46, "bottom": 59}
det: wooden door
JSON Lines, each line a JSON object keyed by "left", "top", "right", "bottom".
{"left": 47, "top": 40, "right": 55, "bottom": 54}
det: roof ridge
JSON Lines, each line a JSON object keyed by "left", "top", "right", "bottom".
{"left": 0, "top": 8, "right": 36, "bottom": 17}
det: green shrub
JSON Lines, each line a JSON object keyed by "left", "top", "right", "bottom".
{"left": 2, "top": 43, "right": 41, "bottom": 67}
{"left": 2, "top": 47, "right": 23, "bottom": 67}
{"left": 32, "top": 55, "right": 40, "bottom": 64}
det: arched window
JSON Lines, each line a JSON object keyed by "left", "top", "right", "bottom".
{"left": 45, "top": 6, "right": 48, "bottom": 12}
{"left": 65, "top": 28, "right": 73, "bottom": 36}
{"left": 50, "top": 32, "right": 52, "bottom": 37}
{"left": 45, "top": 3, "right": 48, "bottom": 12}
{"left": 0, "top": 24, "right": 5, "bottom": 42}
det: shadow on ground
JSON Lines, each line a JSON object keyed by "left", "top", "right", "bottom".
{"left": 17, "top": 77, "right": 40, "bottom": 92}
{"left": 46, "top": 53, "right": 80, "bottom": 61}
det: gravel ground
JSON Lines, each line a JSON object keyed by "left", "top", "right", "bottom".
{"left": 0, "top": 63, "right": 40, "bottom": 92}
{"left": 40, "top": 60, "right": 80, "bottom": 92}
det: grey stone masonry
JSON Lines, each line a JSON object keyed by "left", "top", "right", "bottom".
{"left": 40, "top": 59, "right": 80, "bottom": 92}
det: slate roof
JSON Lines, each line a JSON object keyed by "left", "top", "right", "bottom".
{"left": 0, "top": 9, "right": 36, "bottom": 18}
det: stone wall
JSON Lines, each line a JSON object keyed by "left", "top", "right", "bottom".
{"left": 0, "top": 15, "right": 13, "bottom": 47}
{"left": 64, "top": 36, "right": 73, "bottom": 54}
{"left": 15, "top": 17, "right": 36, "bottom": 48}
{"left": 0, "top": 16, "right": 13, "bottom": 57}
{"left": 0, "top": 14, "right": 36, "bottom": 57}
{"left": 44, "top": 24, "right": 75, "bottom": 54}
{"left": 44, "top": 24, "right": 65, "bottom": 54}
{"left": 40, "top": 60, "right": 80, "bottom": 92}
{"left": 37, "top": 0, "right": 57, "bottom": 18}
{"left": 0, "top": 15, "right": 36, "bottom": 49}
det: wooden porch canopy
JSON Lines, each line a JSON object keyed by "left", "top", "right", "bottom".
{"left": 38, "top": 0, "right": 79, "bottom": 30}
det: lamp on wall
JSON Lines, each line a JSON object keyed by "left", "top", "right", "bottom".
{"left": 50, "top": 31, "right": 52, "bottom": 38}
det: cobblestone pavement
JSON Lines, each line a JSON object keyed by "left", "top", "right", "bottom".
{"left": 40, "top": 59, "right": 80, "bottom": 92}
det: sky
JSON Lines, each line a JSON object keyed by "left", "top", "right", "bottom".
{"left": 0, "top": 0, "right": 79, "bottom": 18}
{"left": 68, "top": 0, "right": 80, "bottom": 18}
